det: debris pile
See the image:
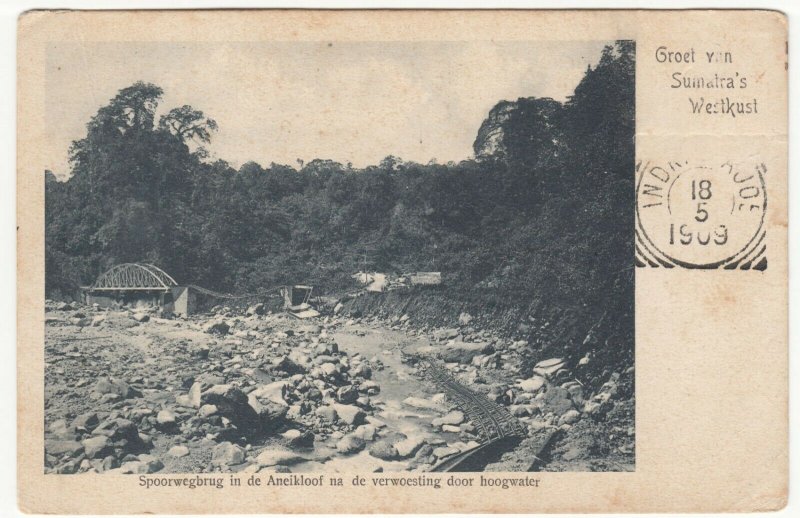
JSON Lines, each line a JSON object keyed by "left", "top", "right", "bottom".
{"left": 44, "top": 298, "right": 633, "bottom": 473}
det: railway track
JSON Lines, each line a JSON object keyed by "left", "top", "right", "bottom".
{"left": 417, "top": 359, "right": 527, "bottom": 441}
{"left": 416, "top": 359, "right": 528, "bottom": 472}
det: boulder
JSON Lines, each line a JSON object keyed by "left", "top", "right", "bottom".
{"left": 95, "top": 377, "right": 138, "bottom": 399}
{"left": 82, "top": 436, "right": 113, "bottom": 459}
{"left": 336, "top": 385, "right": 359, "bottom": 404}
{"left": 246, "top": 303, "right": 265, "bottom": 316}
{"left": 540, "top": 386, "right": 574, "bottom": 416}
{"left": 458, "top": 312, "right": 473, "bottom": 326}
{"left": 204, "top": 319, "right": 230, "bottom": 335}
{"left": 72, "top": 412, "right": 99, "bottom": 432}
{"left": 394, "top": 436, "right": 426, "bottom": 458}
{"left": 433, "top": 328, "right": 460, "bottom": 341}
{"left": 519, "top": 376, "right": 546, "bottom": 393}
{"left": 201, "top": 385, "right": 259, "bottom": 429}
{"left": 368, "top": 441, "right": 399, "bottom": 460}
{"left": 93, "top": 418, "right": 140, "bottom": 444}
{"left": 439, "top": 342, "right": 494, "bottom": 364}
{"left": 314, "top": 405, "right": 337, "bottom": 423}
{"left": 91, "top": 315, "right": 106, "bottom": 327}
{"left": 132, "top": 313, "right": 150, "bottom": 323}
{"left": 135, "top": 455, "right": 164, "bottom": 474}
{"left": 335, "top": 434, "right": 365, "bottom": 454}
{"left": 249, "top": 381, "right": 289, "bottom": 406}
{"left": 156, "top": 409, "right": 177, "bottom": 427}
{"left": 558, "top": 409, "right": 581, "bottom": 426}
{"left": 287, "top": 430, "right": 315, "bottom": 449}
{"left": 332, "top": 404, "right": 365, "bottom": 425}
{"left": 353, "top": 424, "right": 377, "bottom": 441}
{"left": 199, "top": 404, "right": 219, "bottom": 418}
{"left": 432, "top": 410, "right": 465, "bottom": 427}
{"left": 167, "top": 445, "right": 190, "bottom": 457}
{"left": 351, "top": 363, "right": 372, "bottom": 379}
{"left": 211, "top": 441, "right": 246, "bottom": 466}
{"left": 46, "top": 439, "right": 84, "bottom": 457}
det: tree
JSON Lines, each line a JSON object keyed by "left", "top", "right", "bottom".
{"left": 159, "top": 105, "right": 218, "bottom": 144}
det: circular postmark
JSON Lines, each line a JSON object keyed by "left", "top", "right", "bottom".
{"left": 636, "top": 161, "right": 767, "bottom": 269}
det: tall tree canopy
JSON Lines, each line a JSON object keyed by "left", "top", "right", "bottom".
{"left": 46, "top": 42, "right": 634, "bottom": 370}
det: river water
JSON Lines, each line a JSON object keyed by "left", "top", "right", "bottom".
{"left": 291, "top": 323, "right": 459, "bottom": 472}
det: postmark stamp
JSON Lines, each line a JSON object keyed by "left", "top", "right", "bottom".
{"left": 635, "top": 160, "right": 767, "bottom": 269}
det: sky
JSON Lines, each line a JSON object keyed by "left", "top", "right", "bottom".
{"left": 45, "top": 40, "right": 609, "bottom": 175}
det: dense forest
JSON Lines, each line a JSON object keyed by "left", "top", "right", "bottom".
{"left": 46, "top": 42, "right": 634, "bottom": 371}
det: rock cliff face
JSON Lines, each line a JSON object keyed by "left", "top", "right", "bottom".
{"left": 473, "top": 97, "right": 563, "bottom": 159}
{"left": 472, "top": 100, "right": 518, "bottom": 157}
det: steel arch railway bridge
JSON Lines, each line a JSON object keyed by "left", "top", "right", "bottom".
{"left": 82, "top": 263, "right": 283, "bottom": 316}
{"left": 89, "top": 263, "right": 178, "bottom": 291}
{"left": 82, "top": 263, "right": 193, "bottom": 315}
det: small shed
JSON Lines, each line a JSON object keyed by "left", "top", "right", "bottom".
{"left": 409, "top": 272, "right": 442, "bottom": 286}
{"left": 282, "top": 285, "right": 319, "bottom": 319}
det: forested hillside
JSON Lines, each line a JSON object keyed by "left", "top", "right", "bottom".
{"left": 46, "top": 42, "right": 634, "bottom": 371}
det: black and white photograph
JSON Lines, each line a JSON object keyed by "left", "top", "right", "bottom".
{"left": 43, "top": 39, "right": 635, "bottom": 475}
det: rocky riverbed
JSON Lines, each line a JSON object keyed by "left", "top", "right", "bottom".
{"left": 44, "top": 300, "right": 634, "bottom": 474}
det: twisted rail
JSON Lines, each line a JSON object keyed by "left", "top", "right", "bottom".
{"left": 417, "top": 360, "right": 527, "bottom": 441}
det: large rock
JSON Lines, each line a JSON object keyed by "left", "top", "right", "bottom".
{"left": 249, "top": 381, "right": 290, "bottom": 407}
{"left": 156, "top": 409, "right": 177, "bottom": 427}
{"left": 203, "top": 319, "right": 230, "bottom": 335}
{"left": 353, "top": 424, "right": 377, "bottom": 442}
{"left": 199, "top": 404, "right": 219, "bottom": 418}
{"left": 336, "top": 385, "right": 359, "bottom": 404}
{"left": 432, "top": 410, "right": 465, "bottom": 427}
{"left": 168, "top": 445, "right": 190, "bottom": 457}
{"left": 519, "top": 376, "right": 546, "bottom": 393}
{"left": 72, "top": 412, "right": 99, "bottom": 432}
{"left": 368, "top": 441, "right": 399, "bottom": 460}
{"left": 332, "top": 404, "right": 365, "bottom": 425}
{"left": 558, "top": 409, "right": 581, "bottom": 426}
{"left": 394, "top": 436, "right": 426, "bottom": 458}
{"left": 46, "top": 439, "right": 84, "bottom": 457}
{"left": 540, "top": 386, "right": 574, "bottom": 415}
{"left": 93, "top": 418, "right": 140, "bottom": 444}
{"left": 201, "top": 385, "right": 259, "bottom": 429}
{"left": 473, "top": 97, "right": 562, "bottom": 158}
{"left": 82, "top": 436, "right": 113, "bottom": 459}
{"left": 177, "top": 382, "right": 203, "bottom": 408}
{"left": 439, "top": 342, "right": 494, "bottom": 364}
{"left": 134, "top": 455, "right": 164, "bottom": 474}
{"left": 314, "top": 405, "right": 338, "bottom": 423}
{"left": 433, "top": 328, "right": 460, "bottom": 341}
{"left": 335, "top": 434, "right": 365, "bottom": 454}
{"left": 95, "top": 377, "right": 138, "bottom": 399}
{"left": 246, "top": 303, "right": 265, "bottom": 316}
{"left": 211, "top": 441, "right": 245, "bottom": 466}
{"left": 287, "top": 430, "right": 315, "bottom": 448}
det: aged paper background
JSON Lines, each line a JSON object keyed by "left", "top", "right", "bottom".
{"left": 17, "top": 9, "right": 787, "bottom": 513}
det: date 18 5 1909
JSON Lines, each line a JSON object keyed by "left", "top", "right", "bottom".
{"left": 636, "top": 161, "right": 766, "bottom": 269}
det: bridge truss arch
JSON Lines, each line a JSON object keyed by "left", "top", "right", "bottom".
{"left": 90, "top": 263, "right": 178, "bottom": 291}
